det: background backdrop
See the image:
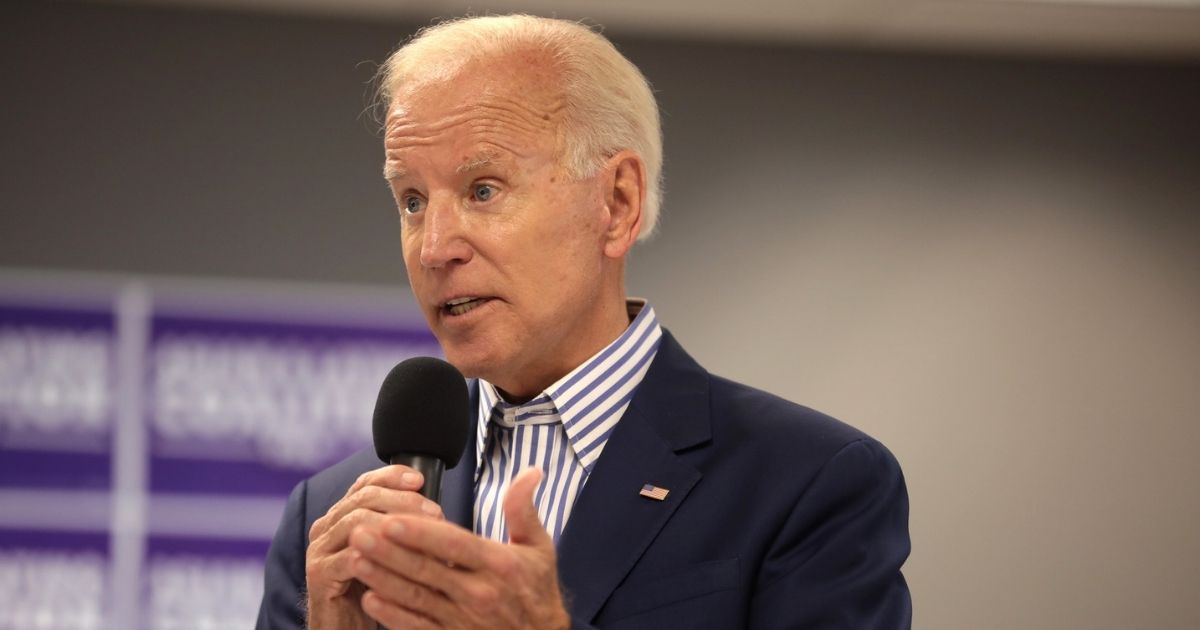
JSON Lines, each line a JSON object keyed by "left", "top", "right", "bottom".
{"left": 2, "top": 0, "right": 1199, "bottom": 628}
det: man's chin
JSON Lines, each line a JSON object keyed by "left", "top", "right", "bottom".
{"left": 437, "top": 344, "right": 493, "bottom": 381}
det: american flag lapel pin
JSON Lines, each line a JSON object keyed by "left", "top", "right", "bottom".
{"left": 639, "top": 483, "right": 670, "bottom": 501}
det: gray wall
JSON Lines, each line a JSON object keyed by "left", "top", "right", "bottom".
{"left": 4, "top": 2, "right": 1199, "bottom": 628}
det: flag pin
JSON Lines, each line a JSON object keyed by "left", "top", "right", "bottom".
{"left": 639, "top": 484, "right": 670, "bottom": 501}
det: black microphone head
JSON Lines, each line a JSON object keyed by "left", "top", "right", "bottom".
{"left": 372, "top": 356, "right": 471, "bottom": 468}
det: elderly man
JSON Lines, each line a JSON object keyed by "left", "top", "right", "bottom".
{"left": 258, "top": 15, "right": 910, "bottom": 630}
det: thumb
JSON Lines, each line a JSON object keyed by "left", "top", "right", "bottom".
{"left": 504, "top": 467, "right": 549, "bottom": 547}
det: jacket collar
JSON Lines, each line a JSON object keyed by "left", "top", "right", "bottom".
{"left": 439, "top": 329, "right": 712, "bottom": 622}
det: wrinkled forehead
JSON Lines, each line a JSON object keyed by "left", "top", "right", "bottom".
{"left": 387, "top": 50, "right": 566, "bottom": 126}
{"left": 383, "top": 56, "right": 569, "bottom": 169}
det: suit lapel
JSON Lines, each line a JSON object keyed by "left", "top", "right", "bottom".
{"left": 556, "top": 331, "right": 712, "bottom": 622}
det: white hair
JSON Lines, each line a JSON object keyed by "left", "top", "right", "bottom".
{"left": 378, "top": 15, "right": 664, "bottom": 240}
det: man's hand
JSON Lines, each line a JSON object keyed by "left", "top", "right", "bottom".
{"left": 348, "top": 468, "right": 571, "bottom": 629}
{"left": 305, "top": 465, "right": 445, "bottom": 630}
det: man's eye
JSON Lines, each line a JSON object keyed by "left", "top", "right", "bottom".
{"left": 471, "top": 184, "right": 496, "bottom": 202}
{"left": 403, "top": 195, "right": 426, "bottom": 214}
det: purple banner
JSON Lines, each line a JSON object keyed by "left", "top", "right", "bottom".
{"left": 0, "top": 273, "right": 436, "bottom": 630}
{"left": 0, "top": 303, "right": 115, "bottom": 459}
{"left": 0, "top": 529, "right": 110, "bottom": 630}
{"left": 0, "top": 448, "right": 110, "bottom": 489}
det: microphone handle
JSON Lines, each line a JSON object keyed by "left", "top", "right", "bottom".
{"left": 389, "top": 453, "right": 445, "bottom": 503}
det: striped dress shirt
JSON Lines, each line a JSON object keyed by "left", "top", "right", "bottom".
{"left": 473, "top": 301, "right": 663, "bottom": 543}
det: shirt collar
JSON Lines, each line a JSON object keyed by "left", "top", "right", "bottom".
{"left": 475, "top": 298, "right": 662, "bottom": 470}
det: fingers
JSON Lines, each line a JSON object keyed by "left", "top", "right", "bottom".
{"left": 350, "top": 521, "right": 511, "bottom": 624}
{"left": 310, "top": 466, "right": 441, "bottom": 543}
{"left": 356, "top": 467, "right": 547, "bottom": 576}
{"left": 353, "top": 555, "right": 454, "bottom": 622}
{"left": 348, "top": 472, "right": 570, "bottom": 630}
{"left": 504, "top": 468, "right": 548, "bottom": 546}
{"left": 348, "top": 465, "right": 426, "bottom": 495}
{"left": 361, "top": 589, "right": 440, "bottom": 630}
{"left": 306, "top": 464, "right": 444, "bottom": 603}
{"left": 339, "top": 466, "right": 436, "bottom": 518}
{"left": 351, "top": 525, "right": 459, "bottom": 585}
{"left": 304, "top": 545, "right": 363, "bottom": 598}
{"left": 373, "top": 514, "right": 496, "bottom": 573}
{"left": 311, "top": 489, "right": 441, "bottom": 558}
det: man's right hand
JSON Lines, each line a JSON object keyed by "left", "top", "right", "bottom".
{"left": 305, "top": 465, "right": 444, "bottom": 629}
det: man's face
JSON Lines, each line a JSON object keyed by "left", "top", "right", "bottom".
{"left": 384, "top": 54, "right": 619, "bottom": 399}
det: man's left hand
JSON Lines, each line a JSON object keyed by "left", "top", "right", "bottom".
{"left": 348, "top": 468, "right": 571, "bottom": 629}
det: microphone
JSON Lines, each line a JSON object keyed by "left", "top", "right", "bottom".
{"left": 372, "top": 357, "right": 471, "bottom": 502}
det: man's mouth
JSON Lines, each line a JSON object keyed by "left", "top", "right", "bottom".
{"left": 443, "top": 296, "right": 491, "bottom": 316}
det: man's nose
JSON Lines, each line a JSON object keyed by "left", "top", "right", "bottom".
{"left": 419, "top": 196, "right": 473, "bottom": 269}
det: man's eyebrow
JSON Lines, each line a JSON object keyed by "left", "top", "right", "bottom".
{"left": 382, "top": 162, "right": 407, "bottom": 181}
{"left": 456, "top": 150, "right": 504, "bottom": 175}
{"left": 383, "top": 150, "right": 505, "bottom": 181}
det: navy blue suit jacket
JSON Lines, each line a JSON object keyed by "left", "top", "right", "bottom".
{"left": 257, "top": 331, "right": 911, "bottom": 628}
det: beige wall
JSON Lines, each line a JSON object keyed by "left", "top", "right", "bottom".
{"left": 3, "top": 2, "right": 1199, "bottom": 627}
{"left": 632, "top": 149, "right": 1200, "bottom": 629}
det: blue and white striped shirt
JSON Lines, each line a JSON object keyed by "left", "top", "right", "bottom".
{"left": 473, "top": 300, "right": 663, "bottom": 543}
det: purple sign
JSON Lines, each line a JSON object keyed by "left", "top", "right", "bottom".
{"left": 0, "top": 273, "right": 437, "bottom": 629}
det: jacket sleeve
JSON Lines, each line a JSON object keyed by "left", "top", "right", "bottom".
{"left": 256, "top": 479, "right": 309, "bottom": 630}
{"left": 750, "top": 438, "right": 912, "bottom": 629}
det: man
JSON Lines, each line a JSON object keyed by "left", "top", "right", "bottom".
{"left": 258, "top": 15, "right": 910, "bottom": 629}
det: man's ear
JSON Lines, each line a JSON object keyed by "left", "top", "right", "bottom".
{"left": 601, "top": 150, "right": 646, "bottom": 259}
